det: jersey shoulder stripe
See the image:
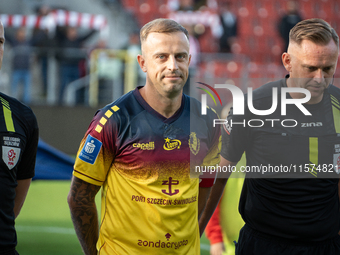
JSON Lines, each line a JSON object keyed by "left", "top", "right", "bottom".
{"left": 92, "top": 89, "right": 145, "bottom": 136}
{"left": 327, "top": 84, "right": 340, "bottom": 100}
{"left": 327, "top": 85, "right": 340, "bottom": 133}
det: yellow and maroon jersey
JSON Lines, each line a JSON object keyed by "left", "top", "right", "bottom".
{"left": 73, "top": 87, "right": 220, "bottom": 254}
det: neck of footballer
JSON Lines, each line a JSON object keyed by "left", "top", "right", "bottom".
{"left": 139, "top": 86, "right": 183, "bottom": 118}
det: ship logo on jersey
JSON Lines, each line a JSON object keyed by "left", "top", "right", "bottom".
{"left": 2, "top": 146, "right": 20, "bottom": 170}
{"left": 189, "top": 132, "right": 200, "bottom": 155}
{"left": 163, "top": 138, "right": 181, "bottom": 151}
{"left": 162, "top": 177, "right": 179, "bottom": 196}
{"left": 223, "top": 120, "right": 232, "bottom": 135}
{"left": 79, "top": 135, "right": 102, "bottom": 165}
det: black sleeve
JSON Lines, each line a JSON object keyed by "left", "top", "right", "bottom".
{"left": 16, "top": 112, "right": 39, "bottom": 180}
{"left": 220, "top": 106, "right": 249, "bottom": 162}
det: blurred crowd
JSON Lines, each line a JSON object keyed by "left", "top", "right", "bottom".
{"left": 2, "top": 4, "right": 143, "bottom": 106}
{"left": 1, "top": 0, "right": 307, "bottom": 106}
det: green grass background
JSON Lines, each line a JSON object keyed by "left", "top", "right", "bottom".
{"left": 15, "top": 181, "right": 211, "bottom": 255}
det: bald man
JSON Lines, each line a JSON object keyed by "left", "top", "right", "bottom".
{"left": 200, "top": 18, "right": 340, "bottom": 255}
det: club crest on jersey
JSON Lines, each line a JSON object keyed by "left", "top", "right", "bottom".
{"left": 2, "top": 146, "right": 20, "bottom": 170}
{"left": 79, "top": 135, "right": 102, "bottom": 164}
{"left": 162, "top": 177, "right": 179, "bottom": 196}
{"left": 335, "top": 154, "right": 340, "bottom": 174}
{"left": 223, "top": 120, "right": 232, "bottom": 135}
{"left": 334, "top": 144, "right": 340, "bottom": 174}
{"left": 163, "top": 138, "right": 181, "bottom": 151}
{"left": 189, "top": 132, "right": 200, "bottom": 155}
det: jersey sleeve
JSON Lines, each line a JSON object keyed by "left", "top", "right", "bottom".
{"left": 73, "top": 108, "right": 117, "bottom": 186}
{"left": 221, "top": 106, "right": 249, "bottom": 163}
{"left": 16, "top": 111, "right": 39, "bottom": 180}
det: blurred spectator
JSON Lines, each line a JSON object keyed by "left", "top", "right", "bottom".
{"left": 126, "top": 33, "right": 140, "bottom": 58}
{"left": 179, "top": 0, "right": 195, "bottom": 11}
{"left": 218, "top": 1, "right": 237, "bottom": 53}
{"left": 183, "top": 25, "right": 200, "bottom": 96}
{"left": 89, "top": 39, "right": 111, "bottom": 104}
{"left": 56, "top": 26, "right": 96, "bottom": 105}
{"left": 125, "top": 32, "right": 146, "bottom": 86}
{"left": 89, "top": 39, "right": 124, "bottom": 104}
{"left": 168, "top": 0, "right": 208, "bottom": 11}
{"left": 32, "top": 5, "right": 53, "bottom": 98}
{"left": 6, "top": 28, "right": 33, "bottom": 104}
{"left": 89, "top": 38, "right": 107, "bottom": 53}
{"left": 278, "top": 0, "right": 302, "bottom": 52}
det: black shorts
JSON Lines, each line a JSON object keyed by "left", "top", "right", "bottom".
{"left": 236, "top": 224, "right": 340, "bottom": 255}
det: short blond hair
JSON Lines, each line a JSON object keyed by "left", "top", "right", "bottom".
{"left": 140, "top": 18, "right": 189, "bottom": 43}
{"left": 289, "top": 18, "right": 339, "bottom": 48}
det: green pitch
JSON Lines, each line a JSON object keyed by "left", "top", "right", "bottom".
{"left": 15, "top": 180, "right": 211, "bottom": 255}
{"left": 15, "top": 181, "right": 83, "bottom": 255}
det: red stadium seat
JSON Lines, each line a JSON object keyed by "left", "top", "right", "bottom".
{"left": 123, "top": 0, "right": 138, "bottom": 8}
{"left": 198, "top": 27, "right": 219, "bottom": 53}
{"left": 299, "top": 1, "right": 317, "bottom": 18}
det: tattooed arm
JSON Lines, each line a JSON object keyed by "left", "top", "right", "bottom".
{"left": 67, "top": 176, "right": 101, "bottom": 255}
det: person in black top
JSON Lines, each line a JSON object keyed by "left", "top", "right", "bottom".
{"left": 56, "top": 26, "right": 96, "bottom": 105}
{"left": 0, "top": 22, "right": 39, "bottom": 255}
{"left": 218, "top": 1, "right": 237, "bottom": 53}
{"left": 5, "top": 28, "right": 33, "bottom": 105}
{"left": 278, "top": 0, "right": 303, "bottom": 52}
{"left": 200, "top": 18, "right": 340, "bottom": 255}
{"left": 32, "top": 5, "right": 53, "bottom": 98}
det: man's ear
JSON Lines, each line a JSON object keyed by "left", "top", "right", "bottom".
{"left": 282, "top": 52, "right": 292, "bottom": 72}
{"left": 137, "top": 54, "right": 147, "bottom": 73}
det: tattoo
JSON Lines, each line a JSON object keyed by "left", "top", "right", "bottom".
{"left": 68, "top": 177, "right": 101, "bottom": 255}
